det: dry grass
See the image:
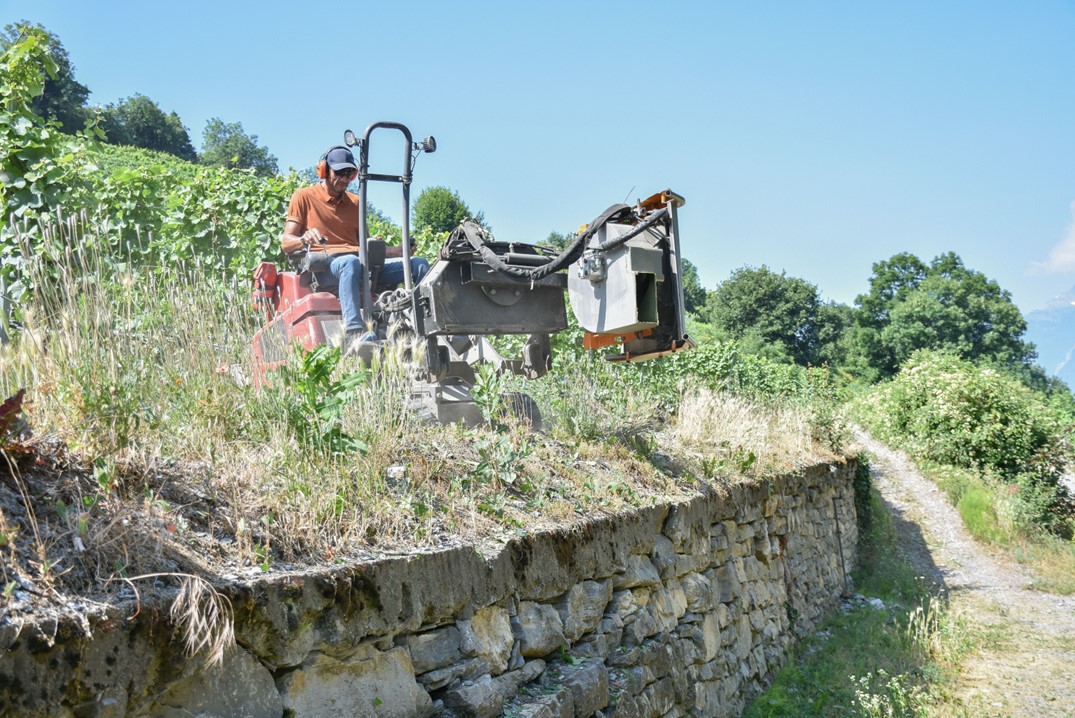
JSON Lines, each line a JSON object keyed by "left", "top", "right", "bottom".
{"left": 1015, "top": 539, "right": 1075, "bottom": 595}
{"left": 667, "top": 388, "right": 837, "bottom": 478}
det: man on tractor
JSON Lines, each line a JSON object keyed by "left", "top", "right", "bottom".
{"left": 280, "top": 146, "right": 429, "bottom": 344}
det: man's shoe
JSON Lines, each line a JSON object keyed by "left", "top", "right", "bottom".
{"left": 344, "top": 329, "right": 377, "bottom": 344}
{"left": 343, "top": 328, "right": 380, "bottom": 364}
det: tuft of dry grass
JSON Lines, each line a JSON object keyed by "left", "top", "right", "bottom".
{"left": 109, "top": 572, "right": 234, "bottom": 667}
{"left": 169, "top": 574, "right": 235, "bottom": 665}
{"left": 668, "top": 388, "right": 836, "bottom": 478}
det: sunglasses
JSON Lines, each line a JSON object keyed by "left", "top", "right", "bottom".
{"left": 333, "top": 168, "right": 357, "bottom": 179}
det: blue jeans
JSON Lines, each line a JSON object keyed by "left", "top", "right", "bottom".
{"left": 316, "top": 254, "right": 430, "bottom": 332}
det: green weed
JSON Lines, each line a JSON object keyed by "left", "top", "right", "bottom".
{"left": 471, "top": 364, "right": 509, "bottom": 427}
{"left": 956, "top": 486, "right": 1008, "bottom": 544}
{"left": 470, "top": 431, "right": 532, "bottom": 487}
{"left": 274, "top": 344, "right": 369, "bottom": 455}
{"left": 853, "top": 351, "right": 1073, "bottom": 538}
{"left": 922, "top": 463, "right": 1075, "bottom": 594}
{"left": 851, "top": 669, "right": 932, "bottom": 718}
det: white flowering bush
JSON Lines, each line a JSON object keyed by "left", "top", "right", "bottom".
{"left": 858, "top": 351, "right": 1069, "bottom": 477}
{"left": 854, "top": 351, "right": 1073, "bottom": 535}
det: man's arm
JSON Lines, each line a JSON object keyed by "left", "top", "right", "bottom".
{"left": 281, "top": 220, "right": 327, "bottom": 254}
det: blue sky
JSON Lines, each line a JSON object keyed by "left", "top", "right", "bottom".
{"left": 7, "top": 0, "right": 1075, "bottom": 312}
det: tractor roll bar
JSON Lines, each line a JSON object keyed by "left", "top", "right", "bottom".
{"left": 345, "top": 121, "right": 435, "bottom": 324}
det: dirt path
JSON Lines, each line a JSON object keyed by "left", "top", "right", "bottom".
{"left": 855, "top": 430, "right": 1075, "bottom": 718}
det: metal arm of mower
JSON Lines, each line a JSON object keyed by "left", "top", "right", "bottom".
{"left": 403, "top": 190, "right": 692, "bottom": 426}
{"left": 347, "top": 122, "right": 436, "bottom": 325}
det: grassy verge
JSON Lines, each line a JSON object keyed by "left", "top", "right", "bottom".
{"left": 923, "top": 463, "right": 1075, "bottom": 595}
{"left": 744, "top": 488, "right": 972, "bottom": 718}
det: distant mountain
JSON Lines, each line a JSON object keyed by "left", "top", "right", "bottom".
{"left": 1025, "top": 286, "right": 1075, "bottom": 388}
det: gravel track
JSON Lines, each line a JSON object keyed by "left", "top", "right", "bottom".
{"left": 855, "top": 430, "right": 1075, "bottom": 718}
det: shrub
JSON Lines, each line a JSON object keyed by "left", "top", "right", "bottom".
{"left": 856, "top": 351, "right": 1074, "bottom": 535}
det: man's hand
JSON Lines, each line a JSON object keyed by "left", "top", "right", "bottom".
{"left": 281, "top": 219, "right": 323, "bottom": 255}
{"left": 302, "top": 228, "right": 328, "bottom": 247}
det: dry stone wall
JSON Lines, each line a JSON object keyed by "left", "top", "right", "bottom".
{"left": 0, "top": 460, "right": 858, "bottom": 717}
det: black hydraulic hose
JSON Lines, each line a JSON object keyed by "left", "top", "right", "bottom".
{"left": 453, "top": 203, "right": 635, "bottom": 282}
{"left": 594, "top": 206, "right": 669, "bottom": 252}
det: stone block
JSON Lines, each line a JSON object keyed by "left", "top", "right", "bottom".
{"left": 276, "top": 647, "right": 432, "bottom": 718}
{"left": 416, "top": 656, "right": 488, "bottom": 691}
{"left": 557, "top": 580, "right": 613, "bottom": 642}
{"left": 666, "top": 581, "right": 687, "bottom": 617}
{"left": 733, "top": 559, "right": 749, "bottom": 584}
{"left": 514, "top": 685, "right": 574, "bottom": 718}
{"left": 709, "top": 531, "right": 729, "bottom": 555}
{"left": 574, "top": 610, "right": 624, "bottom": 659}
{"left": 607, "top": 589, "right": 639, "bottom": 623}
{"left": 517, "top": 602, "right": 567, "bottom": 658}
{"left": 752, "top": 645, "right": 769, "bottom": 678}
{"left": 606, "top": 644, "right": 642, "bottom": 668}
{"left": 649, "top": 536, "right": 676, "bottom": 578}
{"left": 638, "top": 641, "right": 676, "bottom": 684}
{"left": 712, "top": 565, "right": 738, "bottom": 604}
{"left": 701, "top": 613, "right": 721, "bottom": 663}
{"left": 734, "top": 616, "right": 752, "bottom": 660}
{"left": 622, "top": 602, "right": 661, "bottom": 647}
{"left": 648, "top": 584, "right": 686, "bottom": 634}
{"left": 460, "top": 605, "right": 513, "bottom": 675}
{"left": 729, "top": 538, "right": 744, "bottom": 559}
{"left": 675, "top": 622, "right": 702, "bottom": 661}
{"left": 713, "top": 602, "right": 730, "bottom": 630}
{"left": 492, "top": 658, "right": 545, "bottom": 698}
{"left": 74, "top": 687, "right": 127, "bottom": 718}
{"left": 607, "top": 692, "right": 642, "bottom": 718}
{"left": 642, "top": 676, "right": 676, "bottom": 716}
{"left": 396, "top": 625, "right": 461, "bottom": 674}
{"left": 613, "top": 555, "right": 661, "bottom": 590}
{"left": 720, "top": 520, "right": 738, "bottom": 544}
{"left": 748, "top": 556, "right": 768, "bottom": 581}
{"left": 755, "top": 537, "right": 773, "bottom": 562}
{"left": 662, "top": 502, "right": 694, "bottom": 548}
{"left": 735, "top": 504, "right": 761, "bottom": 523}
{"left": 142, "top": 646, "right": 282, "bottom": 718}
{"left": 562, "top": 659, "right": 609, "bottom": 717}
{"left": 442, "top": 674, "right": 502, "bottom": 718}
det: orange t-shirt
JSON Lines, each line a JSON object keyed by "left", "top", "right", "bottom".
{"left": 285, "top": 182, "right": 361, "bottom": 255}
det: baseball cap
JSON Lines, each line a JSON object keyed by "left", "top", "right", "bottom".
{"left": 326, "top": 147, "right": 358, "bottom": 171}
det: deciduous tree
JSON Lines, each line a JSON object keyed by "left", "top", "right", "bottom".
{"left": 706, "top": 265, "right": 823, "bottom": 366}
{"left": 100, "top": 94, "right": 196, "bottom": 161}
{"left": 851, "top": 251, "right": 1034, "bottom": 378}
{"left": 412, "top": 186, "right": 485, "bottom": 233}
{"left": 679, "top": 258, "right": 708, "bottom": 317}
{"left": 542, "top": 230, "right": 574, "bottom": 250}
{"left": 199, "top": 118, "right": 278, "bottom": 176}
